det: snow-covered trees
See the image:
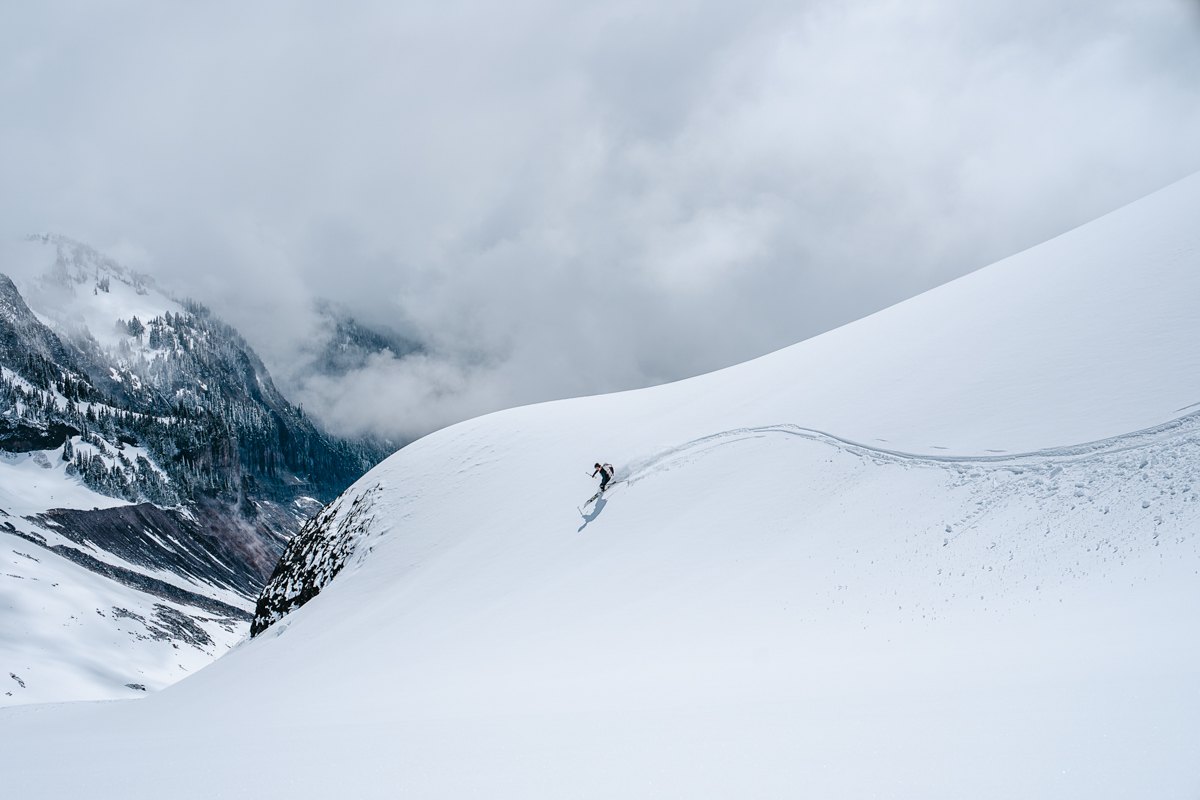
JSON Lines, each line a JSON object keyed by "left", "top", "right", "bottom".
{"left": 114, "top": 316, "right": 145, "bottom": 338}
{"left": 2, "top": 273, "right": 391, "bottom": 512}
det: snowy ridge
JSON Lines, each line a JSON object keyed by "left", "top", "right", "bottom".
{"left": 23, "top": 233, "right": 181, "bottom": 353}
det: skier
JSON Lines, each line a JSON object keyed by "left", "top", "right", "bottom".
{"left": 582, "top": 462, "right": 616, "bottom": 510}
{"left": 592, "top": 462, "right": 614, "bottom": 493}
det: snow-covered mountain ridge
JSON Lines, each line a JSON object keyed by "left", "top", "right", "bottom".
{"left": 0, "top": 238, "right": 395, "bottom": 706}
{"left": 6, "top": 173, "right": 1200, "bottom": 798}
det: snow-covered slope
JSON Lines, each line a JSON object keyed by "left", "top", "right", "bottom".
{"left": 0, "top": 441, "right": 259, "bottom": 707}
{"left": 1, "top": 532, "right": 246, "bottom": 705}
{"left": 21, "top": 233, "right": 186, "bottom": 353}
{"left": 4, "top": 174, "right": 1200, "bottom": 798}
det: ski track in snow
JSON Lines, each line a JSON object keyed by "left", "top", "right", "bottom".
{"left": 620, "top": 407, "right": 1200, "bottom": 483}
{"left": 322, "top": 403, "right": 1200, "bottom": 640}
{"left": 603, "top": 411, "right": 1200, "bottom": 618}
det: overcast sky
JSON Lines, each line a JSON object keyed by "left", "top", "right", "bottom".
{"left": 3, "top": 0, "right": 1200, "bottom": 442}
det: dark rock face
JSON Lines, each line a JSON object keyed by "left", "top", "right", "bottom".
{"left": 251, "top": 483, "right": 383, "bottom": 636}
{"left": 8, "top": 514, "right": 259, "bottom": 620}
{"left": 0, "top": 418, "right": 79, "bottom": 452}
{"left": 28, "top": 498, "right": 287, "bottom": 595}
{"left": 7, "top": 503, "right": 270, "bottom": 623}
{"left": 114, "top": 604, "right": 216, "bottom": 648}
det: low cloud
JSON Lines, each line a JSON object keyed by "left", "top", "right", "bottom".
{"left": 3, "top": 0, "right": 1200, "bottom": 442}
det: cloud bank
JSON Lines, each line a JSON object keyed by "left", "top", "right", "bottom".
{"left": 3, "top": 0, "right": 1200, "bottom": 441}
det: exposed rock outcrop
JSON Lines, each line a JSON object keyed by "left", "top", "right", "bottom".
{"left": 251, "top": 483, "right": 383, "bottom": 636}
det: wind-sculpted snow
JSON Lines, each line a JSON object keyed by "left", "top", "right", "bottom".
{"left": 251, "top": 484, "right": 383, "bottom": 636}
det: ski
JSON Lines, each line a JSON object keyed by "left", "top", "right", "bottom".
{"left": 580, "top": 462, "right": 620, "bottom": 517}
{"left": 580, "top": 479, "right": 623, "bottom": 513}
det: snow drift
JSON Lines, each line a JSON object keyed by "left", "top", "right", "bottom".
{"left": 4, "top": 174, "right": 1200, "bottom": 798}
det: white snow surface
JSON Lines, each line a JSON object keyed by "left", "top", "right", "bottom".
{"left": 0, "top": 447, "right": 126, "bottom": 516}
{"left": 0, "top": 443, "right": 253, "bottom": 708}
{"left": 0, "top": 438, "right": 157, "bottom": 517}
{"left": 4, "top": 174, "right": 1200, "bottom": 797}
{"left": 0, "top": 531, "right": 245, "bottom": 706}
{"left": 19, "top": 238, "right": 185, "bottom": 353}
